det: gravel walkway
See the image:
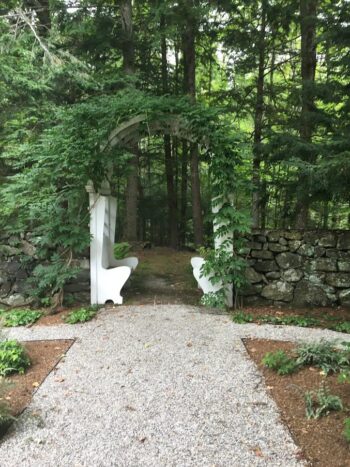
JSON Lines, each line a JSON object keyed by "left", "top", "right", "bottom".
{"left": 1, "top": 305, "right": 349, "bottom": 467}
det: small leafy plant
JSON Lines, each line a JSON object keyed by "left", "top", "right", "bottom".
{"left": 304, "top": 385, "right": 343, "bottom": 419}
{"left": 64, "top": 307, "right": 97, "bottom": 324}
{"left": 332, "top": 321, "right": 350, "bottom": 334}
{"left": 114, "top": 242, "right": 131, "bottom": 260}
{"left": 0, "top": 377, "right": 14, "bottom": 436}
{"left": 232, "top": 311, "right": 254, "bottom": 323}
{"left": 200, "top": 290, "right": 227, "bottom": 309}
{"left": 262, "top": 350, "right": 300, "bottom": 375}
{"left": 344, "top": 418, "right": 350, "bottom": 443}
{"left": 0, "top": 340, "right": 31, "bottom": 376}
{"left": 2, "top": 309, "right": 43, "bottom": 327}
{"left": 296, "top": 341, "right": 350, "bottom": 375}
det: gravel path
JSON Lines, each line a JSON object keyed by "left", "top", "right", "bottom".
{"left": 1, "top": 305, "right": 349, "bottom": 467}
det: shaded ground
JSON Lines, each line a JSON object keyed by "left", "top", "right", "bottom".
{"left": 0, "top": 306, "right": 303, "bottom": 466}
{"left": 245, "top": 339, "right": 350, "bottom": 467}
{"left": 123, "top": 247, "right": 201, "bottom": 306}
{"left": 2, "top": 340, "right": 73, "bottom": 418}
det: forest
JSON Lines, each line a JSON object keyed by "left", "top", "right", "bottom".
{"left": 0, "top": 0, "right": 349, "bottom": 253}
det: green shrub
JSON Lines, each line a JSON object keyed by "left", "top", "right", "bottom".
{"left": 200, "top": 290, "right": 227, "bottom": 309}
{"left": 2, "top": 309, "right": 43, "bottom": 327}
{"left": 0, "top": 340, "right": 30, "bottom": 376}
{"left": 64, "top": 307, "right": 97, "bottom": 324}
{"left": 262, "top": 350, "right": 300, "bottom": 375}
{"left": 114, "top": 242, "right": 131, "bottom": 260}
{"left": 305, "top": 386, "right": 343, "bottom": 419}
{"left": 258, "top": 315, "right": 320, "bottom": 327}
{"left": 232, "top": 311, "right": 254, "bottom": 323}
{"left": 332, "top": 321, "right": 350, "bottom": 334}
{"left": 0, "top": 377, "right": 14, "bottom": 437}
{"left": 344, "top": 418, "right": 350, "bottom": 443}
{"left": 296, "top": 341, "right": 350, "bottom": 375}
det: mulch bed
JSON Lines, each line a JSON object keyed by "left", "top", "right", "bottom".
{"left": 245, "top": 339, "right": 350, "bottom": 467}
{"left": 1, "top": 340, "right": 73, "bottom": 419}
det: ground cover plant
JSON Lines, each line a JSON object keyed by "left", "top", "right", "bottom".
{"left": 0, "top": 340, "right": 30, "bottom": 377}
{"left": 245, "top": 339, "right": 350, "bottom": 466}
{"left": 1, "top": 309, "right": 43, "bottom": 327}
{"left": 64, "top": 307, "right": 97, "bottom": 324}
{"left": 231, "top": 308, "right": 350, "bottom": 334}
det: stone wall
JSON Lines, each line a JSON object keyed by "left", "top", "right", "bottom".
{"left": 0, "top": 233, "right": 90, "bottom": 307}
{"left": 1, "top": 229, "right": 350, "bottom": 308}
{"left": 243, "top": 230, "right": 350, "bottom": 307}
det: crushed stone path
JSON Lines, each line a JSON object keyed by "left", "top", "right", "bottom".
{"left": 2, "top": 305, "right": 349, "bottom": 467}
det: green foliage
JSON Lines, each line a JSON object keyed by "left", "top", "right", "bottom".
{"left": 259, "top": 315, "right": 320, "bottom": 327}
{"left": 262, "top": 350, "right": 300, "bottom": 375}
{"left": 200, "top": 291, "right": 227, "bottom": 309}
{"left": 114, "top": 242, "right": 131, "bottom": 260}
{"left": 231, "top": 311, "right": 254, "bottom": 323}
{"left": 296, "top": 341, "right": 350, "bottom": 375}
{"left": 344, "top": 418, "right": 350, "bottom": 444}
{"left": 0, "top": 340, "right": 30, "bottom": 376}
{"left": 64, "top": 307, "right": 97, "bottom": 324}
{"left": 0, "top": 377, "right": 14, "bottom": 436}
{"left": 2, "top": 309, "right": 42, "bottom": 327}
{"left": 305, "top": 386, "right": 343, "bottom": 419}
{"left": 332, "top": 321, "right": 350, "bottom": 334}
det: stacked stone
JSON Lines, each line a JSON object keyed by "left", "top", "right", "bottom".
{"left": 243, "top": 230, "right": 350, "bottom": 307}
{"left": 0, "top": 233, "right": 36, "bottom": 307}
{"left": 0, "top": 233, "right": 90, "bottom": 307}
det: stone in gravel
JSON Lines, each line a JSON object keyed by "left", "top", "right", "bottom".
{"left": 310, "top": 258, "right": 337, "bottom": 272}
{"left": 251, "top": 250, "right": 273, "bottom": 260}
{"left": 326, "top": 273, "right": 350, "bottom": 288}
{"left": 284, "top": 231, "right": 302, "bottom": 240}
{"left": 254, "top": 260, "right": 279, "bottom": 273}
{"left": 297, "top": 244, "right": 314, "bottom": 257}
{"left": 314, "top": 246, "right": 326, "bottom": 257}
{"left": 318, "top": 233, "right": 336, "bottom": 248}
{"left": 293, "top": 280, "right": 330, "bottom": 307}
{"left": 261, "top": 281, "right": 294, "bottom": 302}
{"left": 338, "top": 232, "right": 350, "bottom": 250}
{"left": 245, "top": 267, "right": 263, "bottom": 284}
{"left": 338, "top": 261, "right": 350, "bottom": 272}
{"left": 276, "top": 253, "right": 303, "bottom": 270}
{"left": 246, "top": 241, "right": 262, "bottom": 250}
{"left": 289, "top": 240, "right": 302, "bottom": 252}
{"left": 267, "top": 231, "right": 281, "bottom": 242}
{"left": 266, "top": 271, "right": 281, "bottom": 279}
{"left": 268, "top": 243, "right": 288, "bottom": 253}
{"left": 339, "top": 289, "right": 350, "bottom": 307}
{"left": 282, "top": 269, "right": 304, "bottom": 282}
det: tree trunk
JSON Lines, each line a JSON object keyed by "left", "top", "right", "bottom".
{"left": 180, "top": 141, "right": 188, "bottom": 246}
{"left": 295, "top": 0, "right": 318, "bottom": 228}
{"left": 161, "top": 14, "right": 179, "bottom": 248}
{"left": 120, "top": 0, "right": 139, "bottom": 241}
{"left": 24, "top": 0, "right": 51, "bottom": 36}
{"left": 252, "top": 0, "right": 267, "bottom": 228}
{"left": 182, "top": 4, "right": 204, "bottom": 246}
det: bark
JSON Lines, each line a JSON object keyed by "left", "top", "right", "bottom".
{"left": 161, "top": 14, "right": 179, "bottom": 248}
{"left": 182, "top": 3, "right": 204, "bottom": 246}
{"left": 180, "top": 141, "right": 188, "bottom": 246}
{"left": 120, "top": 0, "right": 139, "bottom": 241}
{"left": 252, "top": 0, "right": 267, "bottom": 228}
{"left": 24, "top": 0, "right": 51, "bottom": 36}
{"left": 295, "top": 0, "right": 318, "bottom": 228}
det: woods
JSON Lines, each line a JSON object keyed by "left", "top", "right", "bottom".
{"left": 0, "top": 0, "right": 349, "bottom": 250}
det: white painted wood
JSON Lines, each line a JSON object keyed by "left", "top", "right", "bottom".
{"left": 190, "top": 196, "right": 234, "bottom": 307}
{"left": 86, "top": 181, "right": 138, "bottom": 305}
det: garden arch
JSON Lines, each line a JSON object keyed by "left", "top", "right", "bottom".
{"left": 87, "top": 106, "right": 243, "bottom": 307}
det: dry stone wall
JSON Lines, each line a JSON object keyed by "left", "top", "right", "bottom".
{"left": 243, "top": 229, "right": 350, "bottom": 307}
{"left": 1, "top": 229, "right": 350, "bottom": 308}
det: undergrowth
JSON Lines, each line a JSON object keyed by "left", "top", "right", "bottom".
{"left": 64, "top": 306, "right": 98, "bottom": 324}
{"left": 1, "top": 309, "right": 43, "bottom": 327}
{"left": 0, "top": 340, "right": 30, "bottom": 376}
